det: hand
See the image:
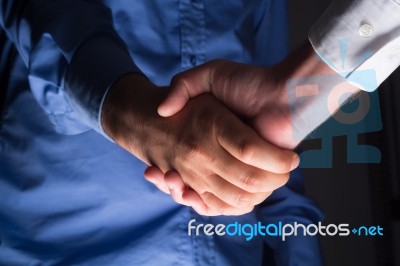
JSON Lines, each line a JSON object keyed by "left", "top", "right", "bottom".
{"left": 144, "top": 166, "right": 274, "bottom": 216}
{"left": 157, "top": 58, "right": 294, "bottom": 149}
{"left": 145, "top": 59, "right": 294, "bottom": 214}
{"left": 147, "top": 42, "right": 359, "bottom": 214}
{"left": 158, "top": 41, "right": 349, "bottom": 150}
{"left": 101, "top": 74, "right": 299, "bottom": 216}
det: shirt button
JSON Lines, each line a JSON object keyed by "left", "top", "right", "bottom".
{"left": 359, "top": 24, "right": 374, "bottom": 38}
{"left": 190, "top": 55, "right": 197, "bottom": 66}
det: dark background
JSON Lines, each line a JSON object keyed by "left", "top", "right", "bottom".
{"left": 287, "top": 1, "right": 400, "bottom": 266}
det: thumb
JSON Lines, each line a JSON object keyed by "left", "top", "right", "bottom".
{"left": 158, "top": 63, "right": 213, "bottom": 117}
{"left": 157, "top": 78, "right": 191, "bottom": 117}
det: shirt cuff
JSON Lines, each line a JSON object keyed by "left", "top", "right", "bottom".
{"left": 64, "top": 38, "right": 140, "bottom": 137}
{"left": 309, "top": 0, "right": 400, "bottom": 91}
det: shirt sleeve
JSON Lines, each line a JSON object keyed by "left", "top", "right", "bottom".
{"left": 309, "top": 0, "right": 400, "bottom": 92}
{"left": 0, "top": 0, "right": 140, "bottom": 135}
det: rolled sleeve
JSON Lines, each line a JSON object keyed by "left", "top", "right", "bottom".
{"left": 65, "top": 38, "right": 139, "bottom": 135}
{"left": 0, "top": 0, "right": 140, "bottom": 136}
{"left": 309, "top": 0, "right": 400, "bottom": 91}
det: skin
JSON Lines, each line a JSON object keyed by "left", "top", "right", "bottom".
{"left": 146, "top": 41, "right": 361, "bottom": 215}
{"left": 101, "top": 74, "right": 299, "bottom": 216}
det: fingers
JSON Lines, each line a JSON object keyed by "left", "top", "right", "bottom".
{"left": 216, "top": 121, "right": 299, "bottom": 174}
{"left": 199, "top": 192, "right": 255, "bottom": 216}
{"left": 202, "top": 141, "right": 290, "bottom": 194}
{"left": 157, "top": 79, "right": 191, "bottom": 117}
{"left": 163, "top": 170, "right": 192, "bottom": 206}
{"left": 200, "top": 173, "right": 272, "bottom": 208}
{"left": 145, "top": 165, "right": 275, "bottom": 216}
{"left": 151, "top": 93, "right": 296, "bottom": 216}
{"left": 163, "top": 171, "right": 272, "bottom": 216}
{"left": 164, "top": 170, "right": 214, "bottom": 215}
{"left": 144, "top": 166, "right": 171, "bottom": 194}
{"left": 145, "top": 167, "right": 211, "bottom": 214}
{"left": 181, "top": 189, "right": 210, "bottom": 216}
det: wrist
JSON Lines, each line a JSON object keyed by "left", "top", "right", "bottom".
{"left": 271, "top": 41, "right": 361, "bottom": 146}
{"left": 101, "top": 73, "right": 167, "bottom": 161}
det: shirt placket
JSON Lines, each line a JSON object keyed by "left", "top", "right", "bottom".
{"left": 179, "top": 2, "right": 215, "bottom": 265}
{"left": 179, "top": 0, "right": 206, "bottom": 70}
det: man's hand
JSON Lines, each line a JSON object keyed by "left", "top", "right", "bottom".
{"left": 101, "top": 74, "right": 299, "bottom": 216}
{"left": 158, "top": 41, "right": 356, "bottom": 150}
{"left": 147, "top": 41, "right": 361, "bottom": 213}
{"left": 158, "top": 59, "right": 294, "bottom": 149}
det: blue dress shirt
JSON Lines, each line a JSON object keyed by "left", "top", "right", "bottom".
{"left": 0, "top": 1, "right": 323, "bottom": 265}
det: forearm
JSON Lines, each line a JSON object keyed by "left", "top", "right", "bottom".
{"left": 101, "top": 73, "right": 169, "bottom": 164}
{"left": 278, "top": 0, "right": 400, "bottom": 148}
{"left": 309, "top": 0, "right": 400, "bottom": 83}
{"left": 272, "top": 41, "right": 361, "bottom": 149}
{"left": 0, "top": 0, "right": 139, "bottom": 134}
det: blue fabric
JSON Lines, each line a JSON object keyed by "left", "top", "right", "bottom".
{"left": 0, "top": 1, "right": 323, "bottom": 265}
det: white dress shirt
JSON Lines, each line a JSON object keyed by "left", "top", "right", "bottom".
{"left": 309, "top": 0, "right": 400, "bottom": 91}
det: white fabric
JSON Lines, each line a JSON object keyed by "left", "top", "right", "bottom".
{"left": 309, "top": 0, "right": 400, "bottom": 91}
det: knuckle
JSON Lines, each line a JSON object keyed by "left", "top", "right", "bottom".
{"left": 233, "top": 192, "right": 252, "bottom": 207}
{"left": 185, "top": 141, "right": 205, "bottom": 159}
{"left": 239, "top": 171, "right": 259, "bottom": 192}
{"left": 276, "top": 153, "right": 292, "bottom": 173}
{"left": 248, "top": 171, "right": 278, "bottom": 192}
{"left": 185, "top": 141, "right": 218, "bottom": 167}
{"left": 171, "top": 73, "right": 186, "bottom": 86}
{"left": 195, "top": 182, "right": 208, "bottom": 195}
{"left": 171, "top": 74, "right": 192, "bottom": 94}
{"left": 238, "top": 141, "right": 257, "bottom": 163}
{"left": 200, "top": 191, "right": 213, "bottom": 202}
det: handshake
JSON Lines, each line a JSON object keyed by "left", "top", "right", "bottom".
{"left": 101, "top": 42, "right": 354, "bottom": 216}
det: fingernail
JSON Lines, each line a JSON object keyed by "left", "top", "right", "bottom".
{"left": 157, "top": 105, "right": 167, "bottom": 117}
{"left": 290, "top": 154, "right": 300, "bottom": 171}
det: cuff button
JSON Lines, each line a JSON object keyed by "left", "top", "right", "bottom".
{"left": 359, "top": 24, "right": 374, "bottom": 38}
